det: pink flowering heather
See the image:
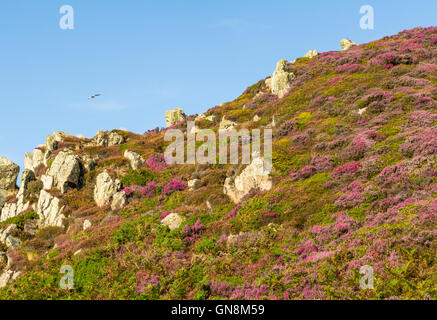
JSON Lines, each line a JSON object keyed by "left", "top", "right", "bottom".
{"left": 182, "top": 218, "right": 204, "bottom": 245}
{"left": 146, "top": 154, "right": 169, "bottom": 171}
{"left": 161, "top": 179, "right": 187, "bottom": 197}
{"left": 335, "top": 63, "right": 363, "bottom": 73}
{"left": 228, "top": 205, "right": 242, "bottom": 218}
{"left": 327, "top": 76, "right": 343, "bottom": 84}
{"left": 335, "top": 191, "right": 364, "bottom": 208}
{"left": 332, "top": 161, "right": 360, "bottom": 179}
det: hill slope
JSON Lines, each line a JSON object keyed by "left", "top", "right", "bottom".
{"left": 0, "top": 26, "right": 436, "bottom": 300}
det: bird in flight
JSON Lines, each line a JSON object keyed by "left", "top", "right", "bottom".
{"left": 88, "top": 93, "right": 102, "bottom": 100}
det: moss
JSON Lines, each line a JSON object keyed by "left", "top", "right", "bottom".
{"left": 1, "top": 210, "right": 39, "bottom": 230}
{"left": 120, "top": 169, "right": 154, "bottom": 186}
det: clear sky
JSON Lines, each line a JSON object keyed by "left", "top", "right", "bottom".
{"left": 1, "top": 0, "right": 436, "bottom": 172}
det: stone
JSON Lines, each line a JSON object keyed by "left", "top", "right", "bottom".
{"left": 340, "top": 38, "right": 357, "bottom": 50}
{"left": 41, "top": 175, "right": 54, "bottom": 190}
{"left": 219, "top": 116, "right": 237, "bottom": 131}
{"left": 304, "top": 49, "right": 319, "bottom": 59}
{"left": 5, "top": 236, "right": 21, "bottom": 249}
{"left": 94, "top": 171, "right": 121, "bottom": 207}
{"left": 81, "top": 156, "right": 96, "bottom": 173}
{"left": 358, "top": 107, "right": 367, "bottom": 116}
{"left": 46, "top": 135, "right": 58, "bottom": 152}
{"left": 83, "top": 219, "right": 92, "bottom": 230}
{"left": 271, "top": 59, "right": 295, "bottom": 98}
{"left": 47, "top": 151, "right": 81, "bottom": 193}
{"left": 124, "top": 150, "right": 144, "bottom": 170}
{"left": 0, "top": 192, "right": 4, "bottom": 212}
{"left": 0, "top": 157, "right": 19, "bottom": 191}
{"left": 1, "top": 194, "right": 30, "bottom": 222}
{"left": 17, "top": 169, "right": 35, "bottom": 197}
{"left": 0, "top": 224, "right": 17, "bottom": 244}
{"left": 111, "top": 191, "right": 128, "bottom": 211}
{"left": 0, "top": 269, "right": 20, "bottom": 288}
{"left": 224, "top": 157, "right": 272, "bottom": 203}
{"left": 160, "top": 213, "right": 184, "bottom": 231}
{"left": 107, "top": 131, "right": 125, "bottom": 146}
{"left": 94, "top": 130, "right": 125, "bottom": 147}
{"left": 188, "top": 179, "right": 201, "bottom": 191}
{"left": 24, "top": 148, "right": 45, "bottom": 171}
{"left": 36, "top": 190, "right": 66, "bottom": 227}
{"left": 24, "top": 220, "right": 38, "bottom": 236}
{"left": 165, "top": 108, "right": 186, "bottom": 127}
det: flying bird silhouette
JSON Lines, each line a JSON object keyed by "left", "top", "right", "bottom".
{"left": 88, "top": 94, "right": 102, "bottom": 100}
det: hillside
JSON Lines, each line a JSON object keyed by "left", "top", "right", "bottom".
{"left": 0, "top": 26, "right": 436, "bottom": 300}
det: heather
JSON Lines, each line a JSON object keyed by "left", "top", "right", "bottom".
{"left": 0, "top": 26, "right": 436, "bottom": 300}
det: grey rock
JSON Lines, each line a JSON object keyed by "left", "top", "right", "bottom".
{"left": 160, "top": 213, "right": 184, "bottom": 231}
{"left": 165, "top": 108, "right": 186, "bottom": 127}
{"left": 111, "top": 191, "right": 128, "bottom": 211}
{"left": 47, "top": 151, "right": 81, "bottom": 193}
{"left": 36, "top": 190, "right": 65, "bottom": 227}
{"left": 94, "top": 171, "right": 121, "bottom": 207}
{"left": 271, "top": 59, "right": 295, "bottom": 98}
{"left": 124, "top": 150, "right": 144, "bottom": 170}
{"left": 0, "top": 157, "right": 19, "bottom": 191}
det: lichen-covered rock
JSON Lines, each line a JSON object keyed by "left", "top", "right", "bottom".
{"left": 36, "top": 190, "right": 65, "bottom": 227}
{"left": 340, "top": 38, "right": 357, "bottom": 50}
{"left": 0, "top": 269, "right": 21, "bottom": 288}
{"left": 83, "top": 219, "right": 92, "bottom": 230}
{"left": 107, "top": 131, "right": 125, "bottom": 146}
{"left": 94, "top": 130, "right": 125, "bottom": 147}
{"left": 94, "top": 171, "right": 121, "bottom": 207}
{"left": 0, "top": 157, "right": 19, "bottom": 191}
{"left": 111, "top": 191, "right": 128, "bottom": 211}
{"left": 17, "top": 169, "right": 35, "bottom": 197}
{"left": 165, "top": 108, "right": 186, "bottom": 127}
{"left": 41, "top": 174, "right": 54, "bottom": 190}
{"left": 219, "top": 116, "right": 237, "bottom": 131}
{"left": 160, "top": 213, "right": 184, "bottom": 231}
{"left": 271, "top": 59, "right": 295, "bottom": 98}
{"left": 0, "top": 194, "right": 30, "bottom": 222}
{"left": 224, "top": 157, "right": 272, "bottom": 203}
{"left": 46, "top": 135, "right": 58, "bottom": 152}
{"left": 47, "top": 151, "right": 81, "bottom": 193}
{"left": 304, "top": 49, "right": 319, "bottom": 59}
{"left": 0, "top": 224, "right": 17, "bottom": 244}
{"left": 188, "top": 179, "right": 201, "bottom": 191}
{"left": 124, "top": 150, "right": 144, "bottom": 170}
{"left": 24, "top": 148, "right": 45, "bottom": 171}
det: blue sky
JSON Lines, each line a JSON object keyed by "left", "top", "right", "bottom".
{"left": 0, "top": 0, "right": 436, "bottom": 171}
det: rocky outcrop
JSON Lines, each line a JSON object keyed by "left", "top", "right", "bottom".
{"left": 188, "top": 179, "right": 201, "bottom": 191}
{"left": 219, "top": 116, "right": 237, "bottom": 131}
{"left": 17, "top": 169, "right": 35, "bottom": 197}
{"left": 270, "top": 59, "right": 295, "bottom": 98}
{"left": 0, "top": 192, "right": 5, "bottom": 212}
{"left": 83, "top": 219, "right": 92, "bottom": 230}
{"left": 24, "top": 148, "right": 44, "bottom": 171}
{"left": 304, "top": 49, "right": 319, "bottom": 59}
{"left": 94, "top": 130, "right": 125, "bottom": 147}
{"left": 124, "top": 150, "right": 144, "bottom": 170}
{"left": 46, "top": 135, "right": 58, "bottom": 152}
{"left": 47, "top": 151, "right": 81, "bottom": 193}
{"left": 94, "top": 171, "right": 121, "bottom": 207}
{"left": 36, "top": 190, "right": 66, "bottom": 227}
{"left": 340, "top": 38, "right": 357, "bottom": 50}
{"left": 224, "top": 157, "right": 272, "bottom": 203}
{"left": 165, "top": 108, "right": 186, "bottom": 127}
{"left": 160, "top": 213, "right": 184, "bottom": 231}
{"left": 0, "top": 269, "right": 21, "bottom": 289}
{"left": 0, "top": 157, "right": 19, "bottom": 191}
{"left": 41, "top": 175, "right": 54, "bottom": 190}
{"left": 111, "top": 191, "right": 128, "bottom": 211}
